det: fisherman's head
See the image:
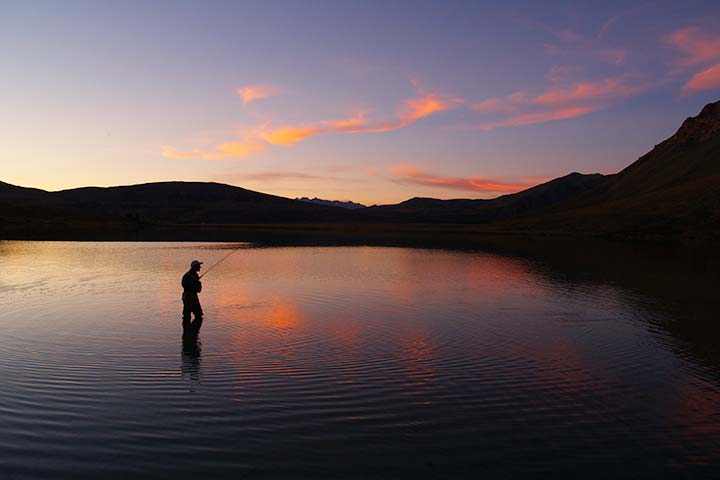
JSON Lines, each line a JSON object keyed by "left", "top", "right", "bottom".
{"left": 190, "top": 260, "right": 203, "bottom": 272}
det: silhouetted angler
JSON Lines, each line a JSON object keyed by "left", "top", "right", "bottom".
{"left": 182, "top": 260, "right": 203, "bottom": 327}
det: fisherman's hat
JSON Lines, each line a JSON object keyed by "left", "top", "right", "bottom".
{"left": 191, "top": 260, "right": 203, "bottom": 268}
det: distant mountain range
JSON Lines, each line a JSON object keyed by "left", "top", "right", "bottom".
{"left": 364, "top": 172, "right": 606, "bottom": 223}
{"left": 295, "top": 197, "right": 367, "bottom": 210}
{"left": 2, "top": 100, "right": 719, "bottom": 240}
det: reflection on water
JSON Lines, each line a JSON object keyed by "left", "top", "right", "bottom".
{"left": 0, "top": 240, "right": 719, "bottom": 478}
{"left": 181, "top": 319, "right": 203, "bottom": 391}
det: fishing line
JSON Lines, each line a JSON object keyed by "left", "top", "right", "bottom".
{"left": 199, "top": 245, "right": 245, "bottom": 278}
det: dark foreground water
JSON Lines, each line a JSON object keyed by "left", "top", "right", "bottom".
{"left": 1, "top": 240, "right": 719, "bottom": 479}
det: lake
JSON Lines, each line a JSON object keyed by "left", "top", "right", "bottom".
{"left": 1, "top": 240, "right": 719, "bottom": 479}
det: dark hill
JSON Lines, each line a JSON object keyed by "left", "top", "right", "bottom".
{"left": 53, "top": 182, "right": 355, "bottom": 224}
{"left": 0, "top": 181, "right": 360, "bottom": 237}
{"left": 505, "top": 100, "right": 720, "bottom": 238}
{"left": 0, "top": 180, "right": 54, "bottom": 203}
{"left": 362, "top": 172, "right": 606, "bottom": 223}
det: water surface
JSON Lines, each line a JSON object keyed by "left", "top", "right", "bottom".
{"left": 1, "top": 241, "right": 719, "bottom": 479}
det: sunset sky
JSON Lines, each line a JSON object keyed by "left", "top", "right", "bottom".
{"left": 2, "top": 0, "right": 720, "bottom": 205}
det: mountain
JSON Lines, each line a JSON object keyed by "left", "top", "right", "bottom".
{"left": 504, "top": 100, "right": 720, "bottom": 238}
{"left": 0, "top": 180, "right": 52, "bottom": 202}
{"left": 295, "top": 197, "right": 367, "bottom": 210}
{"left": 0, "top": 181, "right": 361, "bottom": 237}
{"left": 53, "top": 182, "right": 358, "bottom": 224}
{"left": 362, "top": 172, "right": 607, "bottom": 223}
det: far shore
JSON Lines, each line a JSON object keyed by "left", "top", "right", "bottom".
{"left": 1, "top": 222, "right": 717, "bottom": 246}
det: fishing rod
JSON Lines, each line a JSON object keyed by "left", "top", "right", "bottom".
{"left": 199, "top": 245, "right": 245, "bottom": 279}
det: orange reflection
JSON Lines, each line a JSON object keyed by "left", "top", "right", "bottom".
{"left": 264, "top": 298, "right": 304, "bottom": 330}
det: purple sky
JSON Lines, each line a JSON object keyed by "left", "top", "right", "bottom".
{"left": 2, "top": 0, "right": 720, "bottom": 204}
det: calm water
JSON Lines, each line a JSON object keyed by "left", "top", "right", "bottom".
{"left": 1, "top": 240, "right": 719, "bottom": 479}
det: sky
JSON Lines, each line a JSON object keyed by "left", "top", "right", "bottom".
{"left": 2, "top": 0, "right": 720, "bottom": 205}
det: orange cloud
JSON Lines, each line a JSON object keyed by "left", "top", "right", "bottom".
{"left": 330, "top": 92, "right": 460, "bottom": 134}
{"left": 258, "top": 125, "right": 319, "bottom": 146}
{"left": 165, "top": 83, "right": 461, "bottom": 159}
{"left": 256, "top": 89, "right": 460, "bottom": 144}
{"left": 162, "top": 140, "right": 266, "bottom": 160}
{"left": 236, "top": 84, "right": 281, "bottom": 105}
{"left": 326, "top": 111, "right": 369, "bottom": 132}
{"left": 666, "top": 27, "right": 720, "bottom": 67}
{"left": 682, "top": 63, "right": 720, "bottom": 93}
{"left": 389, "top": 164, "right": 535, "bottom": 194}
{"left": 399, "top": 92, "right": 457, "bottom": 123}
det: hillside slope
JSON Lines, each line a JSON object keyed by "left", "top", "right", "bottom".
{"left": 363, "top": 172, "right": 607, "bottom": 223}
{"left": 505, "top": 100, "right": 720, "bottom": 238}
{"left": 53, "top": 182, "right": 357, "bottom": 224}
{"left": 0, "top": 181, "right": 359, "bottom": 237}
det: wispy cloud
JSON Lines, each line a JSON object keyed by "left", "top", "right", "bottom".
{"left": 236, "top": 84, "right": 282, "bottom": 105}
{"left": 232, "top": 171, "right": 328, "bottom": 181}
{"left": 162, "top": 139, "right": 266, "bottom": 160}
{"left": 682, "top": 63, "right": 720, "bottom": 93}
{"left": 523, "top": 14, "right": 628, "bottom": 65}
{"left": 596, "top": 14, "right": 621, "bottom": 41}
{"left": 533, "top": 77, "right": 646, "bottom": 105}
{"left": 515, "top": 16, "right": 582, "bottom": 43}
{"left": 665, "top": 27, "right": 720, "bottom": 95}
{"left": 258, "top": 125, "right": 320, "bottom": 146}
{"left": 545, "top": 65, "right": 584, "bottom": 83}
{"left": 665, "top": 27, "right": 720, "bottom": 67}
{"left": 474, "top": 105, "right": 603, "bottom": 130}
{"left": 472, "top": 98, "right": 516, "bottom": 115}
{"left": 389, "top": 164, "right": 536, "bottom": 195}
{"left": 163, "top": 83, "right": 461, "bottom": 159}
{"left": 467, "top": 75, "right": 647, "bottom": 130}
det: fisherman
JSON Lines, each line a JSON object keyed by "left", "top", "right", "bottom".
{"left": 182, "top": 260, "right": 204, "bottom": 327}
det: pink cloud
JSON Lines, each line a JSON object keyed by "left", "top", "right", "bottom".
{"left": 682, "top": 63, "right": 720, "bottom": 93}
{"left": 474, "top": 105, "right": 602, "bottom": 131}
{"left": 389, "top": 164, "right": 536, "bottom": 194}
{"left": 666, "top": 27, "right": 720, "bottom": 67}
{"left": 472, "top": 98, "right": 517, "bottom": 114}
{"left": 515, "top": 16, "right": 582, "bottom": 43}
{"left": 597, "top": 48, "right": 627, "bottom": 65}
{"left": 236, "top": 84, "right": 282, "bottom": 105}
{"left": 532, "top": 77, "right": 645, "bottom": 105}
{"left": 597, "top": 15, "right": 621, "bottom": 41}
{"left": 468, "top": 75, "right": 646, "bottom": 130}
{"left": 524, "top": 15, "right": 628, "bottom": 66}
{"left": 546, "top": 65, "right": 584, "bottom": 83}
{"left": 231, "top": 171, "right": 328, "bottom": 181}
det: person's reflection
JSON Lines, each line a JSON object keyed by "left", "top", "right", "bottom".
{"left": 181, "top": 318, "right": 203, "bottom": 391}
